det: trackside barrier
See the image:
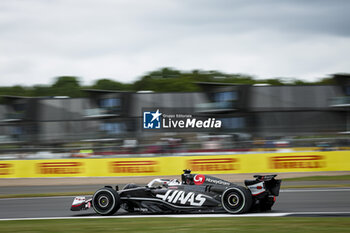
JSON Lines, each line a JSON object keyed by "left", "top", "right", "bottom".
{"left": 0, "top": 151, "right": 349, "bottom": 178}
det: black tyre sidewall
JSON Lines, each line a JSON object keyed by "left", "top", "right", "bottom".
{"left": 221, "top": 186, "right": 252, "bottom": 214}
{"left": 92, "top": 187, "right": 120, "bottom": 215}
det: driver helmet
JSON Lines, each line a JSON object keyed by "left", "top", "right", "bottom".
{"left": 168, "top": 179, "right": 181, "bottom": 185}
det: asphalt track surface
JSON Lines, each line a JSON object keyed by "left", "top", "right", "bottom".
{"left": 0, "top": 188, "right": 350, "bottom": 220}
{"left": 2, "top": 180, "right": 350, "bottom": 195}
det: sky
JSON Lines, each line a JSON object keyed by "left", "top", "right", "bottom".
{"left": 0, "top": 0, "right": 350, "bottom": 86}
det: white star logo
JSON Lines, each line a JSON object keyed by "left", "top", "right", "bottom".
{"left": 151, "top": 109, "right": 162, "bottom": 122}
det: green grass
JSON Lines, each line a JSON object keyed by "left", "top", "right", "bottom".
{"left": 0, "top": 217, "right": 349, "bottom": 233}
{"left": 283, "top": 175, "right": 350, "bottom": 182}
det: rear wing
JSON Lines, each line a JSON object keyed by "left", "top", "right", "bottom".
{"left": 245, "top": 174, "right": 281, "bottom": 196}
{"left": 253, "top": 174, "right": 277, "bottom": 181}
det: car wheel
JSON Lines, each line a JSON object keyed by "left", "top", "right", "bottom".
{"left": 221, "top": 186, "right": 252, "bottom": 214}
{"left": 92, "top": 187, "right": 120, "bottom": 215}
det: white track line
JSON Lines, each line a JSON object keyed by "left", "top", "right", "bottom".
{"left": 0, "top": 213, "right": 290, "bottom": 221}
{"left": 0, "top": 196, "right": 77, "bottom": 201}
{"left": 2, "top": 212, "right": 350, "bottom": 221}
{"left": 289, "top": 212, "right": 350, "bottom": 215}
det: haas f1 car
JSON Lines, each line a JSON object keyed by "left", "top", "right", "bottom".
{"left": 71, "top": 170, "right": 281, "bottom": 215}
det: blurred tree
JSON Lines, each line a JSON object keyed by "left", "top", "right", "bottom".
{"left": 51, "top": 76, "right": 84, "bottom": 97}
{"left": 93, "top": 79, "right": 126, "bottom": 90}
{"left": 52, "top": 76, "right": 80, "bottom": 89}
{"left": 31, "top": 85, "right": 52, "bottom": 97}
{"left": 292, "top": 79, "right": 312, "bottom": 85}
{"left": 219, "top": 75, "right": 256, "bottom": 85}
{"left": 148, "top": 67, "right": 181, "bottom": 79}
{"left": 264, "top": 79, "right": 285, "bottom": 85}
{"left": 133, "top": 70, "right": 199, "bottom": 92}
{"left": 0, "top": 69, "right": 341, "bottom": 98}
{"left": 315, "top": 77, "right": 336, "bottom": 85}
{"left": 0, "top": 85, "right": 31, "bottom": 96}
{"left": 0, "top": 85, "right": 32, "bottom": 103}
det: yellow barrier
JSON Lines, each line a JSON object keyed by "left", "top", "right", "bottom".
{"left": 0, "top": 151, "right": 349, "bottom": 178}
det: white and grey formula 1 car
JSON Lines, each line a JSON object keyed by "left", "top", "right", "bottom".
{"left": 71, "top": 170, "right": 281, "bottom": 215}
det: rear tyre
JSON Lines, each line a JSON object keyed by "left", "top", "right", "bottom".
{"left": 221, "top": 186, "right": 253, "bottom": 214}
{"left": 92, "top": 187, "right": 120, "bottom": 216}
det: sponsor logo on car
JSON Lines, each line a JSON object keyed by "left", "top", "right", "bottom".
{"left": 109, "top": 160, "right": 158, "bottom": 173}
{"left": 193, "top": 174, "right": 206, "bottom": 185}
{"left": 37, "top": 162, "right": 83, "bottom": 174}
{"left": 269, "top": 155, "right": 326, "bottom": 169}
{"left": 0, "top": 163, "right": 13, "bottom": 175}
{"left": 187, "top": 158, "right": 239, "bottom": 171}
{"left": 247, "top": 181, "right": 266, "bottom": 196}
{"left": 205, "top": 177, "right": 231, "bottom": 186}
{"left": 134, "top": 207, "right": 148, "bottom": 212}
{"left": 156, "top": 190, "right": 206, "bottom": 206}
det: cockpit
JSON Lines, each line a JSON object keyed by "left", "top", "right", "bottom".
{"left": 147, "top": 178, "right": 181, "bottom": 188}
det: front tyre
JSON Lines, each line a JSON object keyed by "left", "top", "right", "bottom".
{"left": 221, "top": 186, "right": 252, "bottom": 214}
{"left": 92, "top": 187, "right": 120, "bottom": 215}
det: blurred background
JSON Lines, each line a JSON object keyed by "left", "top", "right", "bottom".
{"left": 0, "top": 71, "right": 350, "bottom": 160}
{"left": 0, "top": 0, "right": 350, "bottom": 160}
{"left": 0, "top": 2, "right": 350, "bottom": 227}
